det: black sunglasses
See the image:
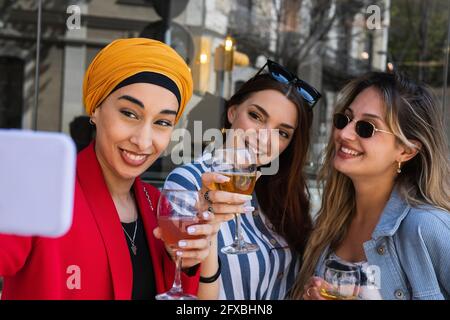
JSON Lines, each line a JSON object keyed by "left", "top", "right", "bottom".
{"left": 254, "top": 59, "right": 322, "bottom": 109}
{"left": 333, "top": 113, "right": 394, "bottom": 138}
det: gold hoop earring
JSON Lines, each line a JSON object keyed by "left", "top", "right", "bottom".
{"left": 221, "top": 128, "right": 226, "bottom": 134}
{"left": 397, "top": 161, "right": 402, "bottom": 174}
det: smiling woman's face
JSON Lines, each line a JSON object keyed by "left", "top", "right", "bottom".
{"left": 332, "top": 86, "right": 404, "bottom": 180}
{"left": 227, "top": 89, "right": 298, "bottom": 165}
{"left": 91, "top": 82, "right": 178, "bottom": 182}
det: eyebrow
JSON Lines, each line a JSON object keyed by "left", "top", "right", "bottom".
{"left": 251, "top": 104, "right": 269, "bottom": 118}
{"left": 346, "top": 107, "right": 383, "bottom": 121}
{"left": 118, "top": 95, "right": 144, "bottom": 109}
{"left": 251, "top": 104, "right": 296, "bottom": 130}
{"left": 160, "top": 110, "right": 177, "bottom": 116}
{"left": 118, "top": 95, "right": 177, "bottom": 116}
{"left": 280, "top": 123, "right": 295, "bottom": 130}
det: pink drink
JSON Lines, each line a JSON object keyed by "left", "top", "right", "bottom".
{"left": 158, "top": 216, "right": 204, "bottom": 249}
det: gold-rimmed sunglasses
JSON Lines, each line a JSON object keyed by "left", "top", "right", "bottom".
{"left": 333, "top": 113, "right": 393, "bottom": 138}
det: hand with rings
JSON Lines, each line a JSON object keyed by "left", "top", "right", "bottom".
{"left": 302, "top": 276, "right": 326, "bottom": 300}
{"left": 199, "top": 172, "right": 254, "bottom": 235}
{"left": 204, "top": 192, "right": 214, "bottom": 215}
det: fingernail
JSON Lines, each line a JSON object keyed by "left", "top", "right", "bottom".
{"left": 176, "top": 251, "right": 183, "bottom": 257}
{"left": 216, "top": 174, "right": 230, "bottom": 182}
{"left": 178, "top": 240, "right": 187, "bottom": 247}
{"left": 238, "top": 194, "right": 253, "bottom": 200}
{"left": 187, "top": 226, "right": 196, "bottom": 234}
{"left": 202, "top": 212, "right": 210, "bottom": 220}
{"left": 243, "top": 206, "right": 255, "bottom": 212}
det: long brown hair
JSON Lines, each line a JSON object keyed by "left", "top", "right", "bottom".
{"left": 290, "top": 71, "right": 450, "bottom": 298}
{"left": 223, "top": 74, "right": 314, "bottom": 254}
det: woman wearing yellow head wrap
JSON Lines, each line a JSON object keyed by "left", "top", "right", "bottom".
{"left": 83, "top": 37, "right": 193, "bottom": 122}
{"left": 0, "top": 38, "right": 213, "bottom": 300}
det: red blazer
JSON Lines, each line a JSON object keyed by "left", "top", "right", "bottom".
{"left": 0, "top": 142, "right": 199, "bottom": 299}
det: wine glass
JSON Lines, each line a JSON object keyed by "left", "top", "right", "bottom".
{"left": 211, "top": 147, "right": 258, "bottom": 255}
{"left": 319, "top": 258, "right": 361, "bottom": 300}
{"left": 156, "top": 189, "right": 204, "bottom": 300}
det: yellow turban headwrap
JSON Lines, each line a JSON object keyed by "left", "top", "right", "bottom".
{"left": 83, "top": 38, "right": 193, "bottom": 123}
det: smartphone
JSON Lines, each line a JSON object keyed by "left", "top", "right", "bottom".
{"left": 0, "top": 129, "right": 76, "bottom": 237}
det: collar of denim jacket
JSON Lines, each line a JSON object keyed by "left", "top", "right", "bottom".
{"left": 370, "top": 188, "right": 411, "bottom": 239}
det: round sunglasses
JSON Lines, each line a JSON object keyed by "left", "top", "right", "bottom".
{"left": 333, "top": 113, "right": 393, "bottom": 138}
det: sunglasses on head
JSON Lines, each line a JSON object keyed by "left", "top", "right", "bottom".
{"left": 254, "top": 59, "right": 322, "bottom": 109}
{"left": 333, "top": 112, "right": 394, "bottom": 138}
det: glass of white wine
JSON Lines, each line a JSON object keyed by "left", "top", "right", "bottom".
{"left": 211, "top": 147, "right": 258, "bottom": 255}
{"left": 319, "top": 258, "right": 361, "bottom": 300}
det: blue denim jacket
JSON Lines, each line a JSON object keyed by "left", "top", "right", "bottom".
{"left": 315, "top": 190, "right": 450, "bottom": 300}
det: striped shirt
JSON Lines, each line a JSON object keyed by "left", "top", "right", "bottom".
{"left": 164, "top": 154, "right": 300, "bottom": 300}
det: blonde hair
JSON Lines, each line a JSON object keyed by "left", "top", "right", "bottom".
{"left": 290, "top": 71, "right": 450, "bottom": 299}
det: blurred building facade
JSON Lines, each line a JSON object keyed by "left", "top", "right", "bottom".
{"left": 0, "top": 0, "right": 449, "bottom": 177}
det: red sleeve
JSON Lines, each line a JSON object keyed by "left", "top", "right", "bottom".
{"left": 181, "top": 264, "right": 201, "bottom": 295}
{"left": 0, "top": 234, "right": 33, "bottom": 276}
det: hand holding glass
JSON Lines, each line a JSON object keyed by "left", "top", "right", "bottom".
{"left": 211, "top": 148, "right": 258, "bottom": 255}
{"left": 319, "top": 258, "right": 361, "bottom": 300}
{"left": 156, "top": 189, "right": 204, "bottom": 300}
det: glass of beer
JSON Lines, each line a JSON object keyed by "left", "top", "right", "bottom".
{"left": 156, "top": 189, "right": 204, "bottom": 300}
{"left": 319, "top": 258, "right": 361, "bottom": 300}
{"left": 211, "top": 148, "right": 258, "bottom": 255}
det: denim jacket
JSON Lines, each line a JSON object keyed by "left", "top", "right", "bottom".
{"left": 315, "top": 190, "right": 450, "bottom": 300}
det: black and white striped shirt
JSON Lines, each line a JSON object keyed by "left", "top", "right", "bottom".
{"left": 164, "top": 154, "right": 300, "bottom": 300}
